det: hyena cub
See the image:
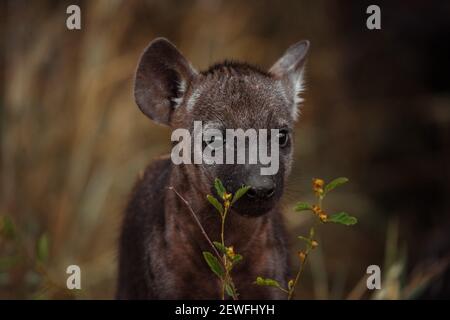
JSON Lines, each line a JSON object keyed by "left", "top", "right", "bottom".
{"left": 117, "top": 38, "right": 309, "bottom": 299}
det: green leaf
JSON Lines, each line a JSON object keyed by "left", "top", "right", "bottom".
{"left": 0, "top": 256, "right": 19, "bottom": 271}
{"left": 232, "top": 254, "right": 243, "bottom": 265}
{"left": 255, "top": 277, "right": 265, "bottom": 285}
{"left": 37, "top": 233, "right": 49, "bottom": 263}
{"left": 214, "top": 178, "right": 226, "bottom": 198}
{"left": 231, "top": 185, "right": 251, "bottom": 205}
{"left": 225, "top": 283, "right": 234, "bottom": 297}
{"left": 294, "top": 202, "right": 313, "bottom": 212}
{"left": 328, "top": 212, "right": 358, "bottom": 226}
{"left": 213, "top": 241, "right": 227, "bottom": 255}
{"left": 324, "top": 177, "right": 349, "bottom": 194}
{"left": 206, "top": 195, "right": 223, "bottom": 214}
{"left": 254, "top": 277, "right": 282, "bottom": 289}
{"left": 203, "top": 251, "right": 224, "bottom": 278}
{"left": 0, "top": 215, "right": 16, "bottom": 239}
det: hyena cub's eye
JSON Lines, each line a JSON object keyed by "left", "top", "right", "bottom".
{"left": 204, "top": 135, "right": 225, "bottom": 150}
{"left": 277, "top": 129, "right": 290, "bottom": 147}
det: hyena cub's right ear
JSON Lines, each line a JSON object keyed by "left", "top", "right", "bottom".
{"left": 134, "top": 38, "right": 197, "bottom": 125}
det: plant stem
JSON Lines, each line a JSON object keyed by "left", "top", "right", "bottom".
{"left": 221, "top": 207, "right": 227, "bottom": 249}
{"left": 288, "top": 195, "right": 322, "bottom": 299}
{"left": 288, "top": 251, "right": 309, "bottom": 300}
{"left": 220, "top": 206, "right": 238, "bottom": 300}
{"left": 168, "top": 187, "right": 222, "bottom": 262}
{"left": 221, "top": 208, "right": 227, "bottom": 300}
{"left": 221, "top": 282, "right": 225, "bottom": 300}
{"left": 277, "top": 286, "right": 290, "bottom": 294}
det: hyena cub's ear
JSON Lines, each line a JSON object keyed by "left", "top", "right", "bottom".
{"left": 269, "top": 40, "right": 310, "bottom": 120}
{"left": 134, "top": 38, "right": 197, "bottom": 125}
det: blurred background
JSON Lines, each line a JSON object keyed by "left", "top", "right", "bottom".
{"left": 1, "top": 0, "right": 449, "bottom": 299}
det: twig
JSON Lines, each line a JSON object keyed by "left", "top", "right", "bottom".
{"left": 288, "top": 252, "right": 309, "bottom": 300}
{"left": 168, "top": 187, "right": 222, "bottom": 262}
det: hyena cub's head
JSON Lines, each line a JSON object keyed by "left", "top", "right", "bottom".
{"left": 134, "top": 38, "right": 309, "bottom": 216}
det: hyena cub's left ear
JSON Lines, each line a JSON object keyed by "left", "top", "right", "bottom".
{"left": 134, "top": 38, "right": 197, "bottom": 125}
{"left": 269, "top": 40, "right": 310, "bottom": 120}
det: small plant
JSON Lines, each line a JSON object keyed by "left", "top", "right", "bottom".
{"left": 0, "top": 215, "right": 73, "bottom": 299}
{"left": 204, "top": 179, "right": 250, "bottom": 300}
{"left": 170, "top": 179, "right": 250, "bottom": 300}
{"left": 254, "top": 177, "right": 357, "bottom": 299}
{"left": 171, "top": 176, "right": 357, "bottom": 300}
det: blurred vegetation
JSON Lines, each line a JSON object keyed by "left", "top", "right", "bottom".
{"left": 256, "top": 177, "right": 358, "bottom": 299}
{"left": 1, "top": 0, "right": 449, "bottom": 299}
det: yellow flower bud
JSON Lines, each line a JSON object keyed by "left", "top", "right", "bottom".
{"left": 312, "top": 178, "right": 325, "bottom": 195}
{"left": 288, "top": 279, "right": 294, "bottom": 290}
{"left": 298, "top": 251, "right": 306, "bottom": 262}
{"left": 312, "top": 205, "right": 321, "bottom": 215}
{"left": 312, "top": 205, "right": 327, "bottom": 222}
{"left": 313, "top": 178, "right": 324, "bottom": 188}
{"left": 226, "top": 246, "right": 236, "bottom": 259}
{"left": 223, "top": 192, "right": 232, "bottom": 201}
{"left": 311, "top": 240, "right": 319, "bottom": 249}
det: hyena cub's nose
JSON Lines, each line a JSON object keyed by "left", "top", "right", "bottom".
{"left": 246, "top": 178, "right": 276, "bottom": 200}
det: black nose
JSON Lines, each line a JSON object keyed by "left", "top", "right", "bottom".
{"left": 246, "top": 182, "right": 276, "bottom": 199}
